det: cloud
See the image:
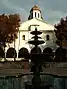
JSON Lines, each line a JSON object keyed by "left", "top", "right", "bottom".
{"left": 36, "top": 0, "right": 67, "bottom": 24}
{"left": 44, "top": 10, "right": 67, "bottom": 24}
{"left": 0, "top": 0, "right": 67, "bottom": 24}
{"left": 2, "top": 0, "right": 24, "bottom": 11}
{"left": 1, "top": 0, "right": 29, "bottom": 22}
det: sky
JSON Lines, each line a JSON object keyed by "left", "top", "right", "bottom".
{"left": 0, "top": 0, "right": 67, "bottom": 25}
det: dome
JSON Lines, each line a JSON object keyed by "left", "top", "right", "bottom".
{"left": 31, "top": 5, "right": 41, "bottom": 11}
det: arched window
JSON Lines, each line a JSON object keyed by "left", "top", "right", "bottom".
{"left": 22, "top": 35, "right": 25, "bottom": 40}
{"left": 35, "top": 12, "right": 36, "bottom": 17}
{"left": 46, "top": 35, "right": 50, "bottom": 41}
{"left": 38, "top": 13, "right": 39, "bottom": 18}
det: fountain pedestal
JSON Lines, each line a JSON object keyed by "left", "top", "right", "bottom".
{"left": 25, "top": 27, "right": 51, "bottom": 89}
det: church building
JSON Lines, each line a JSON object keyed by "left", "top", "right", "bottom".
{"left": 5, "top": 5, "right": 57, "bottom": 59}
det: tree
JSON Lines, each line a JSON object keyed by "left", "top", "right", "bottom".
{"left": 54, "top": 16, "right": 67, "bottom": 47}
{"left": 0, "top": 14, "right": 20, "bottom": 47}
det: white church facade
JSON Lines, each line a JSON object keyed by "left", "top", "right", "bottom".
{"left": 5, "top": 5, "right": 57, "bottom": 59}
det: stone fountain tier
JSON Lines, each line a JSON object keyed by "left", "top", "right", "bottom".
{"left": 28, "top": 27, "right": 45, "bottom": 65}
{"left": 28, "top": 40, "right": 44, "bottom": 45}
{"left": 28, "top": 27, "right": 44, "bottom": 46}
{"left": 30, "top": 30, "right": 42, "bottom": 35}
{"left": 32, "top": 35, "right": 41, "bottom": 39}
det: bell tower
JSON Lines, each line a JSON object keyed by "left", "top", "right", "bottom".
{"left": 28, "top": 5, "right": 43, "bottom": 20}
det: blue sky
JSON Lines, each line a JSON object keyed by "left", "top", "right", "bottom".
{"left": 0, "top": 0, "right": 67, "bottom": 25}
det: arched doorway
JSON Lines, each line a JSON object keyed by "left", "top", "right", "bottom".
{"left": 30, "top": 47, "right": 42, "bottom": 54}
{"left": 6, "top": 47, "right": 17, "bottom": 58}
{"left": 54, "top": 47, "right": 66, "bottom": 62}
{"left": 18, "top": 47, "right": 29, "bottom": 59}
{"left": 0, "top": 47, "right": 5, "bottom": 58}
{"left": 43, "top": 47, "right": 53, "bottom": 62}
{"left": 43, "top": 47, "right": 53, "bottom": 53}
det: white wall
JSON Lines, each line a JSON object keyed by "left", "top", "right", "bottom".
{"left": 5, "top": 30, "right": 56, "bottom": 52}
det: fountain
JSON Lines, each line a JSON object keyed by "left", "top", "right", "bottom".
{"left": 25, "top": 27, "right": 52, "bottom": 89}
